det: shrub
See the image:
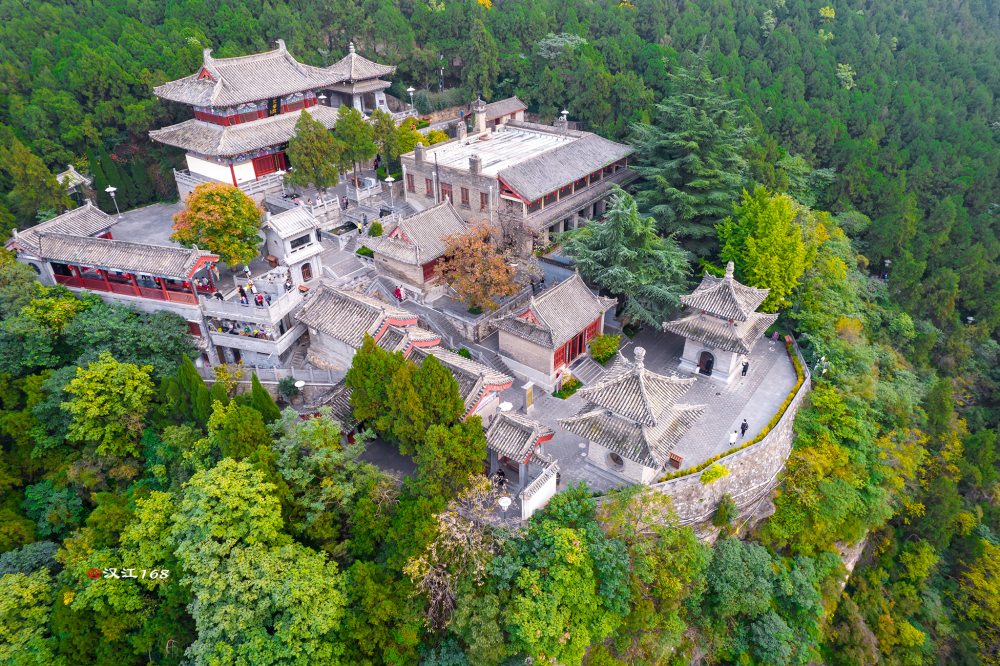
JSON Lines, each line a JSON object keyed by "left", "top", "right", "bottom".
{"left": 553, "top": 376, "right": 581, "bottom": 399}
{"left": 415, "top": 119, "right": 430, "bottom": 129}
{"left": 700, "top": 462, "right": 729, "bottom": 485}
{"left": 457, "top": 348, "right": 473, "bottom": 359}
{"left": 412, "top": 87, "right": 471, "bottom": 115}
{"left": 369, "top": 221, "right": 383, "bottom": 237}
{"left": 713, "top": 493, "right": 738, "bottom": 528}
{"left": 357, "top": 246, "right": 374, "bottom": 258}
{"left": 589, "top": 333, "right": 621, "bottom": 365}
{"left": 277, "top": 376, "right": 299, "bottom": 399}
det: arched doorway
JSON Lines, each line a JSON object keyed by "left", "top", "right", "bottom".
{"left": 698, "top": 351, "right": 715, "bottom": 375}
{"left": 301, "top": 263, "right": 312, "bottom": 281}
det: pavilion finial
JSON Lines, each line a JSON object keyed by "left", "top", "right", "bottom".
{"left": 349, "top": 42, "right": 356, "bottom": 54}
{"left": 634, "top": 346, "right": 645, "bottom": 369}
{"left": 275, "top": 38, "right": 287, "bottom": 52}
{"left": 725, "top": 261, "right": 735, "bottom": 279}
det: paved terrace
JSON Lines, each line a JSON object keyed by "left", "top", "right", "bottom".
{"left": 485, "top": 325, "right": 797, "bottom": 495}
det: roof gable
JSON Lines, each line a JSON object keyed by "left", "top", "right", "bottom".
{"left": 406, "top": 345, "right": 514, "bottom": 416}
{"left": 680, "top": 261, "right": 770, "bottom": 321}
{"left": 328, "top": 42, "right": 397, "bottom": 81}
{"left": 361, "top": 202, "right": 466, "bottom": 265}
{"left": 485, "top": 411, "right": 554, "bottom": 462}
{"left": 496, "top": 272, "right": 616, "bottom": 348}
{"left": 295, "top": 285, "right": 415, "bottom": 348}
{"left": 7, "top": 202, "right": 116, "bottom": 256}
{"left": 484, "top": 96, "right": 528, "bottom": 120}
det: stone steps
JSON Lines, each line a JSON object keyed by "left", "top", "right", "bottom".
{"left": 569, "top": 356, "right": 606, "bottom": 385}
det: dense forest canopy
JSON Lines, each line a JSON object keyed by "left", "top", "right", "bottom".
{"left": 4, "top": 0, "right": 1000, "bottom": 665}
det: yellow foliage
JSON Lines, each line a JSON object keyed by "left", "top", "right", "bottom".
{"left": 960, "top": 542, "right": 1000, "bottom": 665}
{"left": 819, "top": 5, "right": 835, "bottom": 21}
{"left": 896, "top": 619, "right": 926, "bottom": 648}
{"left": 956, "top": 510, "right": 978, "bottom": 536}
{"left": 699, "top": 462, "right": 729, "bottom": 485}
{"left": 835, "top": 317, "right": 864, "bottom": 343}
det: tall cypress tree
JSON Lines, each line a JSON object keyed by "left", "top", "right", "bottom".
{"left": 130, "top": 159, "right": 156, "bottom": 204}
{"left": 88, "top": 149, "right": 115, "bottom": 214}
{"left": 118, "top": 161, "right": 139, "bottom": 209}
{"left": 412, "top": 355, "right": 464, "bottom": 428}
{"left": 178, "top": 355, "right": 211, "bottom": 428}
{"left": 250, "top": 373, "right": 281, "bottom": 423}
{"left": 98, "top": 146, "right": 128, "bottom": 209}
{"left": 345, "top": 333, "right": 405, "bottom": 431}
{"left": 630, "top": 50, "right": 752, "bottom": 257}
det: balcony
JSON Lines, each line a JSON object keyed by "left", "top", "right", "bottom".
{"left": 209, "top": 322, "right": 306, "bottom": 355}
{"left": 54, "top": 273, "right": 200, "bottom": 305}
{"left": 200, "top": 288, "right": 305, "bottom": 324}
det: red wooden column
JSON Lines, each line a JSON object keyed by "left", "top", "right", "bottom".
{"left": 188, "top": 279, "right": 198, "bottom": 300}
{"left": 99, "top": 269, "right": 112, "bottom": 292}
{"left": 71, "top": 265, "right": 83, "bottom": 279}
{"left": 127, "top": 273, "right": 141, "bottom": 297}
{"left": 159, "top": 277, "right": 170, "bottom": 301}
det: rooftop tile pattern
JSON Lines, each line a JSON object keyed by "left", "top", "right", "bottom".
{"left": 485, "top": 411, "right": 554, "bottom": 462}
{"left": 361, "top": 202, "right": 467, "bottom": 265}
{"left": 663, "top": 311, "right": 778, "bottom": 355}
{"left": 265, "top": 207, "right": 317, "bottom": 239}
{"left": 328, "top": 43, "right": 397, "bottom": 82}
{"left": 680, "top": 261, "right": 770, "bottom": 321}
{"left": 317, "top": 382, "right": 359, "bottom": 431}
{"left": 406, "top": 345, "right": 514, "bottom": 415}
{"left": 295, "top": 285, "right": 415, "bottom": 348}
{"left": 484, "top": 96, "right": 528, "bottom": 121}
{"left": 577, "top": 350, "right": 698, "bottom": 426}
{"left": 8, "top": 201, "right": 116, "bottom": 256}
{"left": 36, "top": 232, "right": 217, "bottom": 278}
{"left": 495, "top": 272, "right": 617, "bottom": 348}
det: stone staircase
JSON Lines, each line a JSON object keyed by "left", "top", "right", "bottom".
{"left": 289, "top": 343, "right": 309, "bottom": 370}
{"left": 569, "top": 356, "right": 606, "bottom": 386}
{"left": 477, "top": 349, "right": 516, "bottom": 379}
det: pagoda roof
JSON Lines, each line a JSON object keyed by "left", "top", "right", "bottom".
{"left": 149, "top": 105, "right": 339, "bottom": 157}
{"left": 558, "top": 347, "right": 705, "bottom": 468}
{"left": 55, "top": 165, "right": 92, "bottom": 190}
{"left": 495, "top": 272, "right": 617, "bottom": 349}
{"left": 376, "top": 325, "right": 441, "bottom": 354}
{"left": 329, "top": 79, "right": 392, "bottom": 95}
{"left": 6, "top": 201, "right": 115, "bottom": 256}
{"left": 36, "top": 233, "right": 217, "bottom": 279}
{"left": 662, "top": 310, "right": 777, "bottom": 355}
{"left": 485, "top": 411, "right": 554, "bottom": 463}
{"left": 328, "top": 43, "right": 397, "bottom": 81}
{"left": 681, "top": 261, "right": 770, "bottom": 321}
{"left": 484, "top": 96, "right": 528, "bottom": 121}
{"left": 154, "top": 40, "right": 352, "bottom": 107}
{"left": 361, "top": 202, "right": 466, "bottom": 266}
{"left": 295, "top": 285, "right": 416, "bottom": 348}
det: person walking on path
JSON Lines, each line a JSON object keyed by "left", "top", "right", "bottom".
{"left": 742, "top": 359, "right": 750, "bottom": 377}
{"left": 399, "top": 285, "right": 406, "bottom": 302}
{"left": 238, "top": 284, "right": 247, "bottom": 302}
{"left": 394, "top": 286, "right": 401, "bottom": 301}
{"left": 264, "top": 292, "right": 272, "bottom": 306}
{"left": 741, "top": 419, "right": 749, "bottom": 438}
{"left": 729, "top": 430, "right": 738, "bottom": 446}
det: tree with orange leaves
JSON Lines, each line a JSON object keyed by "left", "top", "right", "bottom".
{"left": 171, "top": 182, "right": 262, "bottom": 268}
{"left": 436, "top": 221, "right": 522, "bottom": 313}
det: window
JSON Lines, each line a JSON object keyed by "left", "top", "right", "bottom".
{"left": 554, "top": 345, "right": 565, "bottom": 369}
{"left": 301, "top": 263, "right": 313, "bottom": 280}
{"left": 422, "top": 259, "right": 438, "bottom": 281}
{"left": 586, "top": 318, "right": 600, "bottom": 342}
{"left": 480, "top": 192, "right": 489, "bottom": 210}
{"left": 425, "top": 178, "right": 434, "bottom": 196}
{"left": 606, "top": 452, "right": 625, "bottom": 470}
{"left": 460, "top": 187, "right": 470, "bottom": 207}
{"left": 440, "top": 182, "right": 453, "bottom": 204}
{"left": 407, "top": 174, "right": 415, "bottom": 192}
{"left": 290, "top": 233, "right": 312, "bottom": 250}
{"left": 252, "top": 155, "right": 276, "bottom": 178}
{"left": 239, "top": 109, "right": 259, "bottom": 123}
{"left": 285, "top": 100, "right": 305, "bottom": 113}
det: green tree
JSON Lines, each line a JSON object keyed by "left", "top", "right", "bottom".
{"left": 285, "top": 109, "right": 344, "bottom": 193}
{"left": 98, "top": 146, "right": 132, "bottom": 209}
{"left": 250, "top": 372, "right": 281, "bottom": 423}
{"left": 717, "top": 186, "right": 808, "bottom": 311}
{"left": 171, "top": 182, "right": 262, "bottom": 268}
{"left": 412, "top": 354, "right": 465, "bottom": 428}
{"left": 0, "top": 138, "right": 74, "bottom": 226}
{"left": 535, "top": 65, "right": 565, "bottom": 123}
{"left": 463, "top": 18, "right": 500, "bottom": 100}
{"left": 561, "top": 185, "right": 690, "bottom": 326}
{"left": 413, "top": 420, "right": 487, "bottom": 499}
{"left": 177, "top": 354, "right": 211, "bottom": 427}
{"left": 631, "top": 54, "right": 751, "bottom": 256}
{"left": 345, "top": 333, "right": 405, "bottom": 431}
{"left": 0, "top": 570, "right": 65, "bottom": 666}
{"left": 87, "top": 148, "right": 114, "bottom": 214}
{"left": 370, "top": 109, "right": 401, "bottom": 169}
{"left": 61, "top": 352, "right": 155, "bottom": 456}
{"left": 334, "top": 105, "right": 376, "bottom": 186}
{"left": 129, "top": 159, "right": 156, "bottom": 205}
{"left": 385, "top": 360, "right": 425, "bottom": 454}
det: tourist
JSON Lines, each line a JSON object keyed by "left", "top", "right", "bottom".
{"left": 264, "top": 292, "right": 272, "bottom": 306}
{"left": 316, "top": 225, "right": 323, "bottom": 242}
{"left": 238, "top": 284, "right": 247, "bottom": 301}
{"left": 284, "top": 278, "right": 293, "bottom": 292}
{"left": 213, "top": 291, "right": 225, "bottom": 301}
{"left": 394, "top": 286, "right": 401, "bottom": 301}
{"left": 399, "top": 285, "right": 406, "bottom": 302}
{"left": 729, "top": 430, "right": 738, "bottom": 446}
{"left": 741, "top": 419, "right": 749, "bottom": 438}
{"left": 742, "top": 360, "right": 749, "bottom": 377}
{"left": 255, "top": 293, "right": 264, "bottom": 307}
{"left": 307, "top": 198, "right": 313, "bottom": 206}
{"left": 248, "top": 280, "right": 257, "bottom": 295}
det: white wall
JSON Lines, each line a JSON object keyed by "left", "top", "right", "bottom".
{"left": 233, "top": 160, "right": 256, "bottom": 184}
{"left": 587, "top": 441, "right": 657, "bottom": 484}
{"left": 679, "top": 337, "right": 739, "bottom": 384}
{"left": 521, "top": 469, "right": 558, "bottom": 520}
{"left": 186, "top": 154, "right": 234, "bottom": 184}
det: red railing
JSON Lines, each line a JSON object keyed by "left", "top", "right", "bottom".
{"left": 80, "top": 278, "right": 108, "bottom": 291}
{"left": 166, "top": 291, "right": 197, "bottom": 304}
{"left": 54, "top": 275, "right": 83, "bottom": 288}
{"left": 109, "top": 282, "right": 138, "bottom": 296}
{"left": 138, "top": 287, "right": 166, "bottom": 301}
{"left": 55, "top": 274, "right": 197, "bottom": 304}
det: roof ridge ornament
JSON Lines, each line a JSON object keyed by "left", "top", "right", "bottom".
{"left": 349, "top": 42, "right": 356, "bottom": 54}
{"left": 725, "top": 260, "right": 735, "bottom": 279}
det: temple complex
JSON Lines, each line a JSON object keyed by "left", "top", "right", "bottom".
{"left": 559, "top": 347, "right": 707, "bottom": 484}
{"left": 662, "top": 261, "right": 778, "bottom": 383}
{"left": 149, "top": 40, "right": 395, "bottom": 199}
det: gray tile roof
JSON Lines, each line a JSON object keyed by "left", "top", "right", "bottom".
{"left": 7, "top": 201, "right": 115, "bottom": 255}
{"left": 406, "top": 345, "right": 514, "bottom": 416}
{"left": 520, "top": 460, "right": 560, "bottom": 500}
{"left": 265, "top": 207, "right": 316, "bottom": 239}
{"left": 55, "top": 165, "right": 91, "bottom": 189}
{"left": 484, "top": 96, "right": 527, "bottom": 121}
{"left": 558, "top": 346, "right": 706, "bottom": 468}
{"left": 316, "top": 382, "right": 359, "bottom": 430}
{"left": 663, "top": 311, "right": 778, "bottom": 355}
{"left": 36, "top": 233, "right": 217, "bottom": 278}
{"left": 495, "top": 272, "right": 617, "bottom": 349}
{"left": 497, "top": 134, "right": 632, "bottom": 203}
{"left": 576, "top": 348, "right": 698, "bottom": 427}
{"left": 328, "top": 43, "right": 397, "bottom": 81}
{"left": 149, "top": 105, "right": 340, "bottom": 157}
{"left": 361, "top": 202, "right": 466, "bottom": 265}
{"left": 329, "top": 79, "right": 392, "bottom": 95}
{"left": 153, "top": 40, "right": 356, "bottom": 107}
{"left": 295, "top": 285, "right": 416, "bottom": 348}
{"left": 680, "top": 262, "right": 770, "bottom": 321}
{"left": 485, "top": 411, "right": 553, "bottom": 462}
{"left": 376, "top": 325, "right": 441, "bottom": 353}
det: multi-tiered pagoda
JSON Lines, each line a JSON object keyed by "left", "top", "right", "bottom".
{"left": 149, "top": 40, "right": 395, "bottom": 197}
{"left": 663, "top": 261, "right": 778, "bottom": 383}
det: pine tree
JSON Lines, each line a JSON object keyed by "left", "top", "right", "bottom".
{"left": 345, "top": 333, "right": 405, "bottom": 430}
{"left": 463, "top": 18, "right": 500, "bottom": 100}
{"left": 717, "top": 186, "right": 807, "bottom": 311}
{"left": 89, "top": 153, "right": 114, "bottom": 214}
{"left": 98, "top": 146, "right": 127, "bottom": 209}
{"left": 631, "top": 51, "right": 752, "bottom": 257}
{"left": 177, "top": 354, "right": 211, "bottom": 427}
{"left": 0, "top": 138, "right": 74, "bottom": 226}
{"left": 385, "top": 360, "right": 425, "bottom": 455}
{"left": 130, "top": 159, "right": 156, "bottom": 204}
{"left": 286, "top": 110, "right": 344, "bottom": 193}
{"left": 118, "top": 160, "right": 139, "bottom": 209}
{"left": 412, "top": 355, "right": 464, "bottom": 427}
{"left": 208, "top": 380, "right": 230, "bottom": 410}
{"left": 250, "top": 372, "right": 281, "bottom": 423}
{"left": 334, "top": 105, "right": 375, "bottom": 186}
{"left": 561, "top": 185, "right": 691, "bottom": 327}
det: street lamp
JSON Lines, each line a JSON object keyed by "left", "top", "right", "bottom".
{"left": 318, "top": 93, "right": 327, "bottom": 105}
{"left": 498, "top": 496, "right": 512, "bottom": 522}
{"left": 560, "top": 109, "right": 569, "bottom": 132}
{"left": 294, "top": 380, "right": 306, "bottom": 405}
{"left": 384, "top": 175, "right": 395, "bottom": 209}
{"left": 406, "top": 86, "right": 415, "bottom": 110}
{"left": 105, "top": 185, "right": 122, "bottom": 218}
{"left": 275, "top": 170, "right": 286, "bottom": 195}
